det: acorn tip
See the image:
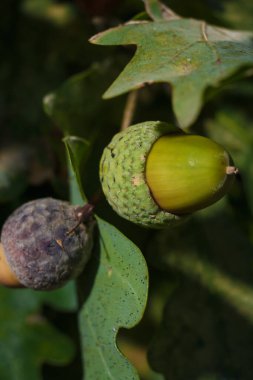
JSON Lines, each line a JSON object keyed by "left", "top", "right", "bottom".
{"left": 226, "top": 166, "right": 239, "bottom": 175}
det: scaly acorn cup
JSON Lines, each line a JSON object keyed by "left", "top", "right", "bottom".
{"left": 0, "top": 198, "right": 94, "bottom": 290}
{"left": 99, "top": 121, "right": 238, "bottom": 228}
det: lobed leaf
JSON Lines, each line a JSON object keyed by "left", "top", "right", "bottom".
{"left": 79, "top": 217, "right": 148, "bottom": 380}
{"left": 90, "top": 14, "right": 253, "bottom": 127}
{"left": 63, "top": 129, "right": 149, "bottom": 379}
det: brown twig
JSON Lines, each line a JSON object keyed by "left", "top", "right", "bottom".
{"left": 67, "top": 189, "right": 103, "bottom": 235}
{"left": 120, "top": 90, "right": 138, "bottom": 131}
{"left": 226, "top": 166, "right": 239, "bottom": 175}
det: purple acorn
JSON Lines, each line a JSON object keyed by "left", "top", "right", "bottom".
{"left": 0, "top": 198, "right": 94, "bottom": 290}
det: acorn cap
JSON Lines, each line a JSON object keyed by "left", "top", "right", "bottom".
{"left": 100, "top": 121, "right": 184, "bottom": 228}
{"left": 100, "top": 121, "right": 237, "bottom": 228}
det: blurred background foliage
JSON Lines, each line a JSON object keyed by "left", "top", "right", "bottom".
{"left": 0, "top": 0, "right": 253, "bottom": 379}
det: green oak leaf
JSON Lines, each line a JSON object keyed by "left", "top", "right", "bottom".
{"left": 43, "top": 64, "right": 103, "bottom": 139}
{"left": 144, "top": 0, "right": 179, "bottom": 21}
{"left": 0, "top": 287, "right": 74, "bottom": 380}
{"left": 90, "top": 17, "right": 253, "bottom": 128}
{"left": 63, "top": 136, "right": 90, "bottom": 205}
{"left": 79, "top": 216, "right": 148, "bottom": 380}
{"left": 43, "top": 63, "right": 122, "bottom": 139}
{"left": 43, "top": 63, "right": 124, "bottom": 199}
{"left": 64, "top": 137, "right": 149, "bottom": 380}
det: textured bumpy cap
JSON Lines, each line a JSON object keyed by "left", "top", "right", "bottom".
{"left": 100, "top": 121, "right": 184, "bottom": 228}
{"left": 1, "top": 198, "right": 94, "bottom": 290}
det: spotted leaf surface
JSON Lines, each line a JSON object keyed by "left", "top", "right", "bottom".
{"left": 79, "top": 217, "right": 148, "bottom": 380}
{"left": 90, "top": 17, "right": 253, "bottom": 127}
{"left": 64, "top": 133, "right": 149, "bottom": 379}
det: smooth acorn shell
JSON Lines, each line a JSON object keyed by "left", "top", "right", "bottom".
{"left": 146, "top": 134, "right": 235, "bottom": 214}
{"left": 100, "top": 121, "right": 237, "bottom": 228}
{"left": 0, "top": 243, "right": 22, "bottom": 288}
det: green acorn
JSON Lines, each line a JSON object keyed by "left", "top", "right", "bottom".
{"left": 99, "top": 121, "right": 238, "bottom": 228}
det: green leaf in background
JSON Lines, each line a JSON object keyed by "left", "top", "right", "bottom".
{"left": 0, "top": 287, "right": 75, "bottom": 380}
{"left": 221, "top": 0, "right": 253, "bottom": 30}
{"left": 0, "top": 145, "right": 31, "bottom": 203}
{"left": 43, "top": 63, "right": 120, "bottom": 139}
{"left": 147, "top": 206, "right": 253, "bottom": 379}
{"left": 90, "top": 7, "right": 253, "bottom": 128}
{"left": 79, "top": 217, "right": 149, "bottom": 380}
{"left": 205, "top": 109, "right": 253, "bottom": 216}
{"left": 37, "top": 281, "right": 78, "bottom": 312}
{"left": 43, "top": 62, "right": 125, "bottom": 199}
{"left": 22, "top": 0, "right": 75, "bottom": 26}
{"left": 144, "top": 0, "right": 179, "bottom": 21}
{"left": 63, "top": 129, "right": 149, "bottom": 379}
{"left": 63, "top": 136, "right": 90, "bottom": 205}
{"left": 144, "top": 0, "right": 164, "bottom": 21}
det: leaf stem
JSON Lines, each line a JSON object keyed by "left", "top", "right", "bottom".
{"left": 67, "top": 190, "right": 103, "bottom": 235}
{"left": 226, "top": 166, "right": 239, "bottom": 175}
{"left": 120, "top": 90, "right": 138, "bottom": 131}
